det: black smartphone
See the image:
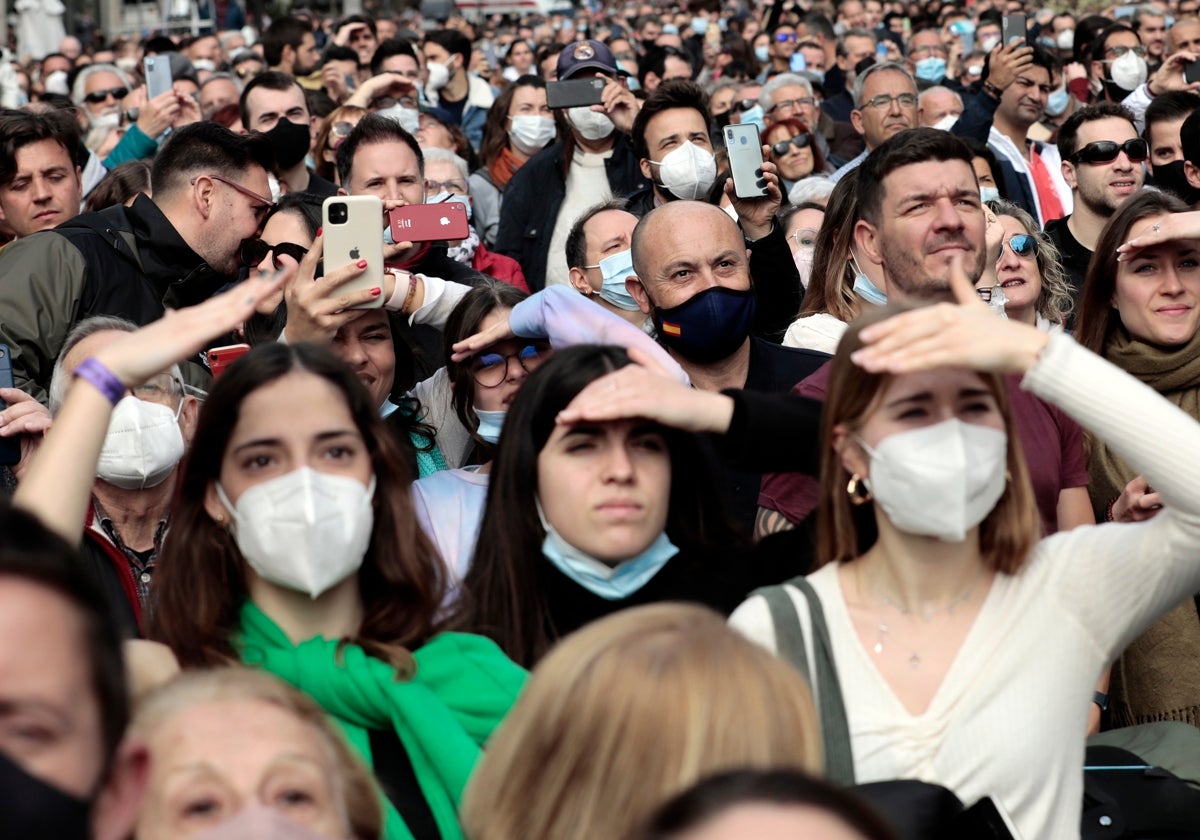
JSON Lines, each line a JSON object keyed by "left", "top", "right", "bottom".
{"left": 1186, "top": 58, "right": 1200, "bottom": 85}
{"left": 546, "top": 76, "right": 606, "bottom": 110}
{"left": 1002, "top": 13, "right": 1026, "bottom": 46}
{"left": 0, "top": 344, "right": 20, "bottom": 467}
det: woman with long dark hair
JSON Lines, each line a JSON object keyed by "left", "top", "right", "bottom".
{"left": 15, "top": 274, "right": 526, "bottom": 840}
{"left": 458, "top": 344, "right": 809, "bottom": 667}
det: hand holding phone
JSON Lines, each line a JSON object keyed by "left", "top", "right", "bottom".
{"left": 725, "top": 123, "right": 767, "bottom": 199}
{"left": 546, "top": 76, "right": 606, "bottom": 110}
{"left": 1186, "top": 58, "right": 1200, "bottom": 85}
{"left": 1002, "top": 13, "right": 1026, "bottom": 47}
{"left": 388, "top": 201, "right": 471, "bottom": 243}
{"left": 322, "top": 196, "right": 385, "bottom": 310}
{"left": 144, "top": 55, "right": 174, "bottom": 99}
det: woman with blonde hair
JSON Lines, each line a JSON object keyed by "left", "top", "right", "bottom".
{"left": 783, "top": 168, "right": 888, "bottom": 354}
{"left": 131, "top": 667, "right": 382, "bottom": 839}
{"left": 979, "top": 199, "right": 1074, "bottom": 328}
{"left": 461, "top": 604, "right": 822, "bottom": 840}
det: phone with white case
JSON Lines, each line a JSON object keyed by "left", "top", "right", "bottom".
{"left": 321, "top": 195, "right": 384, "bottom": 310}
{"left": 725, "top": 122, "right": 767, "bottom": 199}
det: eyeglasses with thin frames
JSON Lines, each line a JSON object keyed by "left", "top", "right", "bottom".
{"left": 192, "top": 175, "right": 275, "bottom": 224}
{"left": 862, "top": 92, "right": 918, "bottom": 110}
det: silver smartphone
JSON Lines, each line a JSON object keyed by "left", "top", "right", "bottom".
{"left": 321, "top": 195, "right": 385, "bottom": 310}
{"left": 144, "top": 55, "right": 173, "bottom": 99}
{"left": 725, "top": 122, "right": 767, "bottom": 199}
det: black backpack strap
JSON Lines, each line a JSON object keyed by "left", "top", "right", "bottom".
{"left": 752, "top": 578, "right": 856, "bottom": 785}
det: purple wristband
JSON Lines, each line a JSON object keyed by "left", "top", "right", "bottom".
{"left": 73, "top": 357, "right": 126, "bottom": 406}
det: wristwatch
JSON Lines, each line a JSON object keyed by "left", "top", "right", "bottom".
{"left": 1092, "top": 691, "right": 1109, "bottom": 712}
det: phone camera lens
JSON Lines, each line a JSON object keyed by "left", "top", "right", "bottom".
{"left": 0, "top": 348, "right": 6, "bottom": 359}
{"left": 329, "top": 203, "right": 349, "bottom": 225}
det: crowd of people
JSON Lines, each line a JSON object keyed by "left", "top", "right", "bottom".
{"left": 1, "top": 0, "right": 1200, "bottom": 837}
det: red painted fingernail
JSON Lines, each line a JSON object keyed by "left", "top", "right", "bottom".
{"left": 357, "top": 259, "right": 368, "bottom": 268}
{"left": 371, "top": 287, "right": 382, "bottom": 296}
{"left": 316, "top": 227, "right": 322, "bottom": 237}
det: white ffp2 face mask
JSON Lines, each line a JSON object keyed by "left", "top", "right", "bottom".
{"left": 96, "top": 396, "right": 185, "bottom": 490}
{"left": 648, "top": 142, "right": 718, "bottom": 200}
{"left": 377, "top": 103, "right": 420, "bottom": 134}
{"left": 217, "top": 468, "right": 376, "bottom": 599}
{"left": 860, "top": 418, "right": 1008, "bottom": 543}
{"left": 566, "top": 106, "right": 615, "bottom": 141}
{"left": 1109, "top": 50, "right": 1148, "bottom": 92}
{"left": 508, "top": 114, "right": 556, "bottom": 155}
{"left": 426, "top": 61, "right": 451, "bottom": 90}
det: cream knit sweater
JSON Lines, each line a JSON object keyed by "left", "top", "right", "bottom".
{"left": 731, "top": 333, "right": 1200, "bottom": 840}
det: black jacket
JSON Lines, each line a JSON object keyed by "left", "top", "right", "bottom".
{"left": 495, "top": 134, "right": 650, "bottom": 291}
{"left": 0, "top": 194, "right": 228, "bottom": 402}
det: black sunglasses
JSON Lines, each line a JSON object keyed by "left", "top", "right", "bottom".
{"left": 84, "top": 86, "right": 128, "bottom": 104}
{"left": 1070, "top": 138, "right": 1148, "bottom": 165}
{"left": 240, "top": 238, "right": 308, "bottom": 269}
{"left": 732, "top": 98, "right": 760, "bottom": 113}
{"left": 771, "top": 133, "right": 812, "bottom": 157}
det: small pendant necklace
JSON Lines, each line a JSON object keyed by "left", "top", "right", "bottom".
{"left": 860, "top": 566, "right": 984, "bottom": 669}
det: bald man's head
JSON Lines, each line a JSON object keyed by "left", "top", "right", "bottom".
{"left": 631, "top": 200, "right": 745, "bottom": 281}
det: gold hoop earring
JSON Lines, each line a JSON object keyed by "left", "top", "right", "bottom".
{"left": 847, "top": 474, "right": 873, "bottom": 505}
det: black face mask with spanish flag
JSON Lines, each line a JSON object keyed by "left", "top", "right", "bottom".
{"left": 652, "top": 285, "right": 757, "bottom": 363}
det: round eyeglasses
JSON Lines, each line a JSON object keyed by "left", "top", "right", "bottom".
{"left": 470, "top": 344, "right": 549, "bottom": 388}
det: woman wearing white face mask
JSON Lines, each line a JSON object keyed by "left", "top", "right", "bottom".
{"left": 473, "top": 76, "right": 558, "bottom": 247}
{"left": 732, "top": 268, "right": 1200, "bottom": 840}
{"left": 14, "top": 273, "right": 528, "bottom": 840}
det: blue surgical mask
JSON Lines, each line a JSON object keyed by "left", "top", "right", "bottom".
{"left": 474, "top": 408, "right": 505, "bottom": 444}
{"left": 662, "top": 24, "right": 679, "bottom": 35}
{"left": 754, "top": 45, "right": 770, "bottom": 63}
{"left": 810, "top": 69, "right": 826, "bottom": 83}
{"left": 914, "top": 56, "right": 947, "bottom": 82}
{"left": 850, "top": 253, "right": 888, "bottom": 306}
{"left": 1046, "top": 86, "right": 1069, "bottom": 117}
{"left": 594, "top": 248, "right": 641, "bottom": 310}
{"left": 740, "top": 104, "right": 765, "bottom": 130}
{"left": 980, "top": 185, "right": 1001, "bottom": 203}
{"left": 538, "top": 502, "right": 679, "bottom": 600}
{"left": 691, "top": 16, "right": 709, "bottom": 35}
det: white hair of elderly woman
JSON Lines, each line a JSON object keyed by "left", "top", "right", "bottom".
{"left": 789, "top": 175, "right": 834, "bottom": 207}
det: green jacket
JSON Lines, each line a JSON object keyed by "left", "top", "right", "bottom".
{"left": 235, "top": 602, "right": 527, "bottom": 840}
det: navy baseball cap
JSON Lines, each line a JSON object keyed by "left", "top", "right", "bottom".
{"left": 557, "top": 39, "right": 628, "bottom": 79}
